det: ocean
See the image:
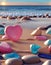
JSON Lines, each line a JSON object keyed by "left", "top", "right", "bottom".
{"left": 0, "top": 5, "right": 51, "bottom": 29}
{"left": 0, "top": 5, "right": 51, "bottom": 16}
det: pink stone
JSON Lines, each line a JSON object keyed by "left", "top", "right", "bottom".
{"left": 0, "top": 42, "right": 12, "bottom": 53}
{"left": 48, "top": 45, "right": 51, "bottom": 53}
{"left": 5, "top": 25, "right": 22, "bottom": 42}
{"left": 34, "top": 36, "right": 47, "bottom": 41}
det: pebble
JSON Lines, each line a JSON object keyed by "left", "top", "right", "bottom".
{"left": 38, "top": 53, "right": 51, "bottom": 59}
{"left": 34, "top": 35, "right": 47, "bottom": 41}
{"left": 44, "top": 39, "right": 51, "bottom": 46}
{"left": 22, "top": 55, "right": 41, "bottom": 64}
{"left": 0, "top": 27, "right": 4, "bottom": 35}
{"left": 0, "top": 42, "right": 12, "bottom": 54}
{"left": 31, "top": 27, "right": 42, "bottom": 36}
{"left": 42, "top": 60, "right": 51, "bottom": 65}
{"left": 30, "top": 44, "right": 41, "bottom": 54}
{"left": 38, "top": 47, "right": 50, "bottom": 54}
{"left": 46, "top": 28, "right": 51, "bottom": 34}
{"left": 5, "top": 58, "right": 23, "bottom": 65}
{"left": 2, "top": 52, "right": 21, "bottom": 59}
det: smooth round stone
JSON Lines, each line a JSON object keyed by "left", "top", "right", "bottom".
{"left": 48, "top": 45, "right": 51, "bottom": 53}
{"left": 0, "top": 56, "right": 4, "bottom": 60}
{"left": 0, "top": 28, "right": 4, "bottom": 35}
{"left": 0, "top": 25, "right": 4, "bottom": 35}
{"left": 2, "top": 52, "right": 21, "bottom": 59}
{"left": 22, "top": 55, "right": 41, "bottom": 64}
{"left": 0, "top": 25, "right": 4, "bottom": 28}
{"left": 46, "top": 28, "right": 51, "bottom": 34}
{"left": 31, "top": 27, "right": 42, "bottom": 36}
{"left": 34, "top": 36, "right": 47, "bottom": 41}
{"left": 0, "top": 42, "right": 12, "bottom": 54}
{"left": 42, "top": 60, "right": 51, "bottom": 65}
{"left": 5, "top": 58, "right": 23, "bottom": 65}
{"left": 30, "top": 44, "right": 41, "bottom": 54}
{"left": 44, "top": 39, "right": 51, "bottom": 46}
{"left": 38, "top": 53, "right": 51, "bottom": 59}
{"left": 38, "top": 47, "right": 50, "bottom": 54}
{"left": 20, "top": 16, "right": 31, "bottom": 21}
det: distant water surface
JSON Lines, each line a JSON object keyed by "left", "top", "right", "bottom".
{"left": 0, "top": 5, "right": 51, "bottom": 16}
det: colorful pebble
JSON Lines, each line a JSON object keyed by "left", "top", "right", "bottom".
{"left": 22, "top": 55, "right": 41, "bottom": 64}
{"left": 31, "top": 27, "right": 42, "bottom": 36}
{"left": 38, "top": 53, "right": 51, "bottom": 59}
{"left": 5, "top": 58, "right": 23, "bottom": 65}
{"left": 46, "top": 28, "right": 51, "bottom": 34}
{"left": 34, "top": 35, "right": 47, "bottom": 41}
{"left": 0, "top": 42, "right": 12, "bottom": 54}
{"left": 0, "top": 28, "right": 4, "bottom": 35}
{"left": 42, "top": 60, "right": 51, "bottom": 65}
{"left": 30, "top": 44, "right": 41, "bottom": 54}
{"left": 44, "top": 39, "right": 51, "bottom": 46}
{"left": 2, "top": 52, "right": 21, "bottom": 59}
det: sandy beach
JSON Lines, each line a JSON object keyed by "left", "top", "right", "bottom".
{"left": 0, "top": 25, "right": 51, "bottom": 65}
{"left": 0, "top": 18, "right": 51, "bottom": 29}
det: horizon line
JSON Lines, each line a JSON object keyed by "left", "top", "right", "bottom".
{"left": 0, "top": 5, "right": 51, "bottom": 6}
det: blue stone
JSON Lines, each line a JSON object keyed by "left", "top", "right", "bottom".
{"left": 0, "top": 56, "right": 4, "bottom": 60}
{"left": 38, "top": 53, "right": 51, "bottom": 59}
{"left": 46, "top": 28, "right": 51, "bottom": 34}
{"left": 0, "top": 28, "right": 4, "bottom": 35}
{"left": 44, "top": 39, "right": 51, "bottom": 46}
{"left": 0, "top": 25, "right": 4, "bottom": 28}
{"left": 2, "top": 52, "right": 21, "bottom": 59}
{"left": 30, "top": 44, "right": 41, "bottom": 54}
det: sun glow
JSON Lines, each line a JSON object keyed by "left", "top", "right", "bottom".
{"left": 1, "top": 2, "right": 6, "bottom": 5}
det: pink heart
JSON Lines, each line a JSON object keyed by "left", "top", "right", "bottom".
{"left": 5, "top": 25, "right": 22, "bottom": 42}
{"left": 0, "top": 42, "right": 12, "bottom": 53}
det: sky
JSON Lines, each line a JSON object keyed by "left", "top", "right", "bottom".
{"left": 0, "top": 0, "right": 51, "bottom": 5}
{"left": 0, "top": 0, "right": 51, "bottom": 2}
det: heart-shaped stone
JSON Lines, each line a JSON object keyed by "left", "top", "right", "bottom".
{"left": 5, "top": 25, "right": 22, "bottom": 42}
{"left": 0, "top": 42, "right": 12, "bottom": 53}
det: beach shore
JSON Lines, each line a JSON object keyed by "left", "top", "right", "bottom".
{"left": 0, "top": 17, "right": 51, "bottom": 65}
{"left": 0, "top": 27, "right": 51, "bottom": 65}
{"left": 0, "top": 18, "right": 51, "bottom": 29}
{"left": 0, "top": 5, "right": 51, "bottom": 65}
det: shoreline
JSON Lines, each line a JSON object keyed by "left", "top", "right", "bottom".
{"left": 0, "top": 18, "right": 51, "bottom": 29}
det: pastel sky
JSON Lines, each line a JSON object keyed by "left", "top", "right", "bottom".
{"left": 0, "top": 0, "right": 51, "bottom": 2}
{"left": 0, "top": 0, "right": 51, "bottom": 5}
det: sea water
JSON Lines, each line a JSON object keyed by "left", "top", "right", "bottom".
{"left": 0, "top": 5, "right": 51, "bottom": 28}
{"left": 0, "top": 5, "right": 51, "bottom": 16}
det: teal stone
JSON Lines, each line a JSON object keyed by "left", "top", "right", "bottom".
{"left": 0, "top": 28, "right": 4, "bottom": 35}
{"left": 30, "top": 44, "right": 41, "bottom": 54}
{"left": 46, "top": 28, "right": 51, "bottom": 34}
{"left": 2, "top": 52, "right": 21, "bottom": 59}
{"left": 44, "top": 39, "right": 51, "bottom": 46}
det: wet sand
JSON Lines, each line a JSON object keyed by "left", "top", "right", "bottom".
{"left": 0, "top": 28, "right": 51, "bottom": 65}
